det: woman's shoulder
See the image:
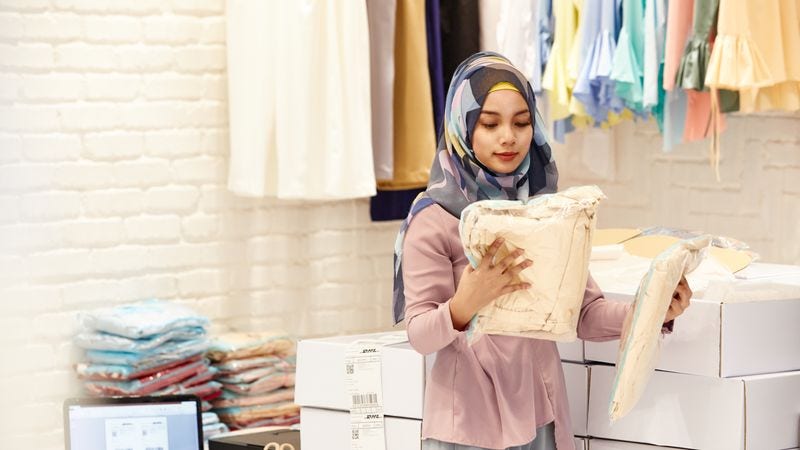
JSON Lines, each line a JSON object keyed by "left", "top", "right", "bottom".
{"left": 404, "top": 203, "right": 460, "bottom": 253}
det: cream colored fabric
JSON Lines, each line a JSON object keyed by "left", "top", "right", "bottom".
{"left": 459, "top": 185, "right": 605, "bottom": 342}
{"left": 609, "top": 235, "right": 711, "bottom": 421}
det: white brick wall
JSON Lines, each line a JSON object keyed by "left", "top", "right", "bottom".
{"left": 0, "top": 1, "right": 798, "bottom": 449}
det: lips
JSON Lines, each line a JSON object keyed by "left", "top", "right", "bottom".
{"left": 494, "top": 152, "right": 518, "bottom": 161}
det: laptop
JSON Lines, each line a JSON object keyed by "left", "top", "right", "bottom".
{"left": 64, "top": 395, "right": 203, "bottom": 450}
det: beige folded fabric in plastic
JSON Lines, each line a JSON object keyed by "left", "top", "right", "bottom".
{"left": 459, "top": 185, "right": 606, "bottom": 342}
{"left": 609, "top": 235, "right": 711, "bottom": 421}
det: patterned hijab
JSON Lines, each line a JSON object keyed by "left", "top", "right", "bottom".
{"left": 392, "top": 52, "right": 559, "bottom": 324}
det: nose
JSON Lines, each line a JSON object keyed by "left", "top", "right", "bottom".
{"left": 499, "top": 125, "right": 516, "bottom": 146}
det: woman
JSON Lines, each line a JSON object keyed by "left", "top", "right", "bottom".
{"left": 393, "top": 52, "right": 692, "bottom": 450}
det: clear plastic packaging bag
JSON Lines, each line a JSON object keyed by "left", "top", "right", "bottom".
{"left": 74, "top": 326, "right": 206, "bottom": 352}
{"left": 220, "top": 372, "right": 295, "bottom": 395}
{"left": 212, "top": 387, "right": 295, "bottom": 409}
{"left": 83, "top": 358, "right": 207, "bottom": 396}
{"left": 79, "top": 299, "right": 208, "bottom": 339}
{"left": 75, "top": 355, "right": 204, "bottom": 381}
{"left": 84, "top": 339, "right": 209, "bottom": 367}
{"left": 215, "top": 401, "right": 300, "bottom": 426}
{"left": 459, "top": 185, "right": 605, "bottom": 344}
{"left": 207, "top": 331, "right": 295, "bottom": 362}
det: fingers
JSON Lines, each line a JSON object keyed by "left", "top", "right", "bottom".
{"left": 494, "top": 248, "right": 525, "bottom": 273}
{"left": 505, "top": 258, "right": 533, "bottom": 277}
{"left": 480, "top": 237, "right": 505, "bottom": 269}
{"left": 500, "top": 282, "right": 531, "bottom": 296}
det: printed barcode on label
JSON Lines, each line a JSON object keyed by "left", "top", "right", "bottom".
{"left": 346, "top": 363, "right": 354, "bottom": 375}
{"left": 352, "top": 393, "right": 378, "bottom": 406}
{"left": 352, "top": 429, "right": 359, "bottom": 440}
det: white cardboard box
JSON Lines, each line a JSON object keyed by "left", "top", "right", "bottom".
{"left": 558, "top": 340, "right": 585, "bottom": 362}
{"left": 562, "top": 362, "right": 590, "bottom": 436}
{"left": 300, "top": 407, "right": 421, "bottom": 450}
{"left": 586, "top": 262, "right": 800, "bottom": 377}
{"left": 295, "top": 331, "right": 434, "bottom": 419}
{"left": 587, "top": 365, "right": 800, "bottom": 450}
{"left": 575, "top": 437, "right": 588, "bottom": 450}
{"left": 589, "top": 438, "right": 688, "bottom": 449}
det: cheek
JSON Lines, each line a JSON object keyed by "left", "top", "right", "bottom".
{"left": 471, "top": 128, "right": 491, "bottom": 157}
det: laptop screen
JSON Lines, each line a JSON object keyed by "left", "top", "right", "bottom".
{"left": 64, "top": 396, "right": 202, "bottom": 450}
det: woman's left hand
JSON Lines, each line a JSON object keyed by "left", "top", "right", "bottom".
{"left": 664, "top": 276, "right": 692, "bottom": 324}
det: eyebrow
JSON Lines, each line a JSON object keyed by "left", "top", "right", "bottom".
{"left": 480, "top": 109, "right": 531, "bottom": 117}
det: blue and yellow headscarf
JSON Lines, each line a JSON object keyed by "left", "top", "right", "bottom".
{"left": 392, "top": 52, "right": 559, "bottom": 324}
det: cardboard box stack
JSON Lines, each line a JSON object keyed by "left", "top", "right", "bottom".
{"left": 207, "top": 331, "right": 299, "bottom": 431}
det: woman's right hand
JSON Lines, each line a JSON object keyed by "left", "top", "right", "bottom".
{"left": 449, "top": 237, "right": 532, "bottom": 330}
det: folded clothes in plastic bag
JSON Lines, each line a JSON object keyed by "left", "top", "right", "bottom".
{"left": 202, "top": 412, "right": 220, "bottom": 426}
{"left": 216, "top": 366, "right": 283, "bottom": 384}
{"left": 156, "top": 380, "right": 222, "bottom": 400}
{"left": 80, "top": 299, "right": 209, "bottom": 339}
{"left": 75, "top": 355, "right": 204, "bottom": 381}
{"left": 215, "top": 401, "right": 300, "bottom": 424}
{"left": 203, "top": 422, "right": 230, "bottom": 438}
{"left": 212, "top": 387, "right": 295, "bottom": 409}
{"left": 84, "top": 339, "right": 209, "bottom": 367}
{"left": 84, "top": 358, "right": 207, "bottom": 396}
{"left": 609, "top": 235, "right": 710, "bottom": 421}
{"left": 226, "top": 414, "right": 300, "bottom": 430}
{"left": 74, "top": 326, "right": 206, "bottom": 352}
{"left": 221, "top": 372, "right": 295, "bottom": 395}
{"left": 460, "top": 185, "right": 605, "bottom": 342}
{"left": 213, "top": 354, "right": 296, "bottom": 375}
{"left": 207, "top": 331, "right": 295, "bottom": 362}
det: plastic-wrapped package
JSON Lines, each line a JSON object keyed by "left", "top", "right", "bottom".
{"left": 213, "top": 354, "right": 296, "bottom": 375}
{"left": 75, "top": 355, "right": 204, "bottom": 381}
{"left": 157, "top": 381, "right": 222, "bottom": 399}
{"left": 215, "top": 401, "right": 300, "bottom": 425}
{"left": 212, "top": 387, "right": 295, "bottom": 409}
{"left": 216, "top": 366, "right": 281, "bottom": 384}
{"left": 459, "top": 185, "right": 605, "bottom": 342}
{"left": 226, "top": 414, "right": 300, "bottom": 430}
{"left": 84, "top": 358, "right": 207, "bottom": 396}
{"left": 79, "top": 299, "right": 209, "bottom": 339}
{"left": 85, "top": 339, "right": 209, "bottom": 367}
{"left": 202, "top": 412, "right": 221, "bottom": 426}
{"left": 201, "top": 400, "right": 213, "bottom": 412}
{"left": 207, "top": 331, "right": 295, "bottom": 362}
{"left": 609, "top": 235, "right": 710, "bottom": 421}
{"left": 203, "top": 422, "right": 230, "bottom": 438}
{"left": 221, "top": 372, "right": 295, "bottom": 395}
{"left": 74, "top": 326, "right": 206, "bottom": 352}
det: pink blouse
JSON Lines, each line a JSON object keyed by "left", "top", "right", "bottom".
{"left": 403, "top": 204, "right": 630, "bottom": 450}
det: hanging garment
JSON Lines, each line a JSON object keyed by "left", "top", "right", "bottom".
{"left": 496, "top": 0, "right": 541, "bottom": 90}
{"left": 378, "top": 0, "right": 436, "bottom": 191}
{"left": 478, "top": 0, "right": 503, "bottom": 52}
{"left": 439, "top": 0, "right": 481, "bottom": 89}
{"left": 642, "top": 0, "right": 667, "bottom": 130}
{"left": 459, "top": 185, "right": 605, "bottom": 342}
{"left": 660, "top": 0, "right": 694, "bottom": 150}
{"left": 367, "top": 0, "right": 397, "bottom": 181}
{"left": 572, "top": 0, "right": 626, "bottom": 123}
{"left": 674, "top": 0, "right": 726, "bottom": 142}
{"left": 609, "top": 236, "right": 710, "bottom": 420}
{"left": 426, "top": 0, "right": 445, "bottom": 135}
{"left": 226, "top": 1, "right": 376, "bottom": 199}
{"left": 565, "top": 0, "right": 599, "bottom": 124}
{"left": 705, "top": 0, "right": 800, "bottom": 113}
{"left": 611, "top": 0, "right": 646, "bottom": 114}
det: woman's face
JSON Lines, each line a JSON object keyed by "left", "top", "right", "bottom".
{"left": 471, "top": 89, "right": 533, "bottom": 174}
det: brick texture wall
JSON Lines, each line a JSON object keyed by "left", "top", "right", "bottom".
{"left": 0, "top": 1, "right": 798, "bottom": 449}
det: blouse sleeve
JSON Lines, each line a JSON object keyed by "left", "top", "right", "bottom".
{"left": 576, "top": 273, "right": 632, "bottom": 341}
{"left": 402, "top": 207, "right": 463, "bottom": 355}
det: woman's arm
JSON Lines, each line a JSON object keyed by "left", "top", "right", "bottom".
{"left": 576, "top": 273, "right": 632, "bottom": 342}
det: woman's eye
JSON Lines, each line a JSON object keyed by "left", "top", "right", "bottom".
{"left": 481, "top": 122, "right": 498, "bottom": 129}
{"left": 515, "top": 121, "right": 531, "bottom": 127}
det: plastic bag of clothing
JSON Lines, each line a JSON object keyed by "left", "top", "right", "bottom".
{"left": 207, "top": 331, "right": 295, "bottom": 362}
{"left": 74, "top": 326, "right": 206, "bottom": 352}
{"left": 221, "top": 372, "right": 295, "bottom": 395}
{"left": 459, "top": 185, "right": 605, "bottom": 342}
{"left": 215, "top": 401, "right": 300, "bottom": 426}
{"left": 80, "top": 299, "right": 209, "bottom": 339}
{"left": 213, "top": 355, "right": 282, "bottom": 374}
{"left": 84, "top": 358, "right": 207, "bottom": 396}
{"left": 226, "top": 414, "right": 300, "bottom": 430}
{"left": 212, "top": 387, "right": 295, "bottom": 409}
{"left": 203, "top": 422, "right": 230, "bottom": 439}
{"left": 75, "top": 355, "right": 205, "bottom": 381}
{"left": 609, "top": 235, "right": 711, "bottom": 420}
{"left": 84, "top": 339, "right": 209, "bottom": 367}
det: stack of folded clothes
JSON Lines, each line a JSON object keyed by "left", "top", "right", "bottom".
{"left": 73, "top": 299, "right": 228, "bottom": 439}
{"left": 207, "top": 331, "right": 299, "bottom": 430}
